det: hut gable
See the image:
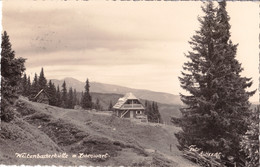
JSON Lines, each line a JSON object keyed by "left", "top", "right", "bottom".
{"left": 113, "top": 92, "right": 144, "bottom": 110}
{"left": 34, "top": 89, "right": 50, "bottom": 104}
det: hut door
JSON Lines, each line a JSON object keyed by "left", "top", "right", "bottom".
{"left": 130, "top": 111, "right": 133, "bottom": 118}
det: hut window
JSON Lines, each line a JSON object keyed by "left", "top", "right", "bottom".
{"left": 136, "top": 111, "right": 142, "bottom": 114}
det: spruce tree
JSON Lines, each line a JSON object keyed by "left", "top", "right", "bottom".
{"left": 108, "top": 100, "right": 113, "bottom": 111}
{"left": 81, "top": 79, "right": 92, "bottom": 109}
{"left": 146, "top": 102, "right": 153, "bottom": 122}
{"left": 95, "top": 98, "right": 100, "bottom": 110}
{"left": 1, "top": 31, "right": 25, "bottom": 122}
{"left": 67, "top": 87, "right": 74, "bottom": 109}
{"left": 56, "top": 85, "right": 62, "bottom": 107}
{"left": 27, "top": 76, "right": 31, "bottom": 97}
{"left": 144, "top": 100, "right": 149, "bottom": 115}
{"left": 31, "top": 73, "right": 39, "bottom": 98}
{"left": 80, "top": 91, "right": 84, "bottom": 107}
{"left": 47, "top": 80, "right": 57, "bottom": 106}
{"left": 240, "top": 106, "right": 259, "bottom": 167}
{"left": 153, "top": 102, "right": 161, "bottom": 123}
{"left": 177, "top": 1, "right": 255, "bottom": 165}
{"left": 73, "top": 89, "right": 78, "bottom": 106}
{"left": 145, "top": 101, "right": 161, "bottom": 123}
{"left": 38, "top": 67, "right": 47, "bottom": 90}
{"left": 61, "top": 81, "right": 68, "bottom": 108}
{"left": 20, "top": 73, "right": 28, "bottom": 96}
{"left": 150, "top": 102, "right": 161, "bottom": 123}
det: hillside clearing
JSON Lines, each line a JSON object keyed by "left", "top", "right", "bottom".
{"left": 0, "top": 97, "right": 198, "bottom": 166}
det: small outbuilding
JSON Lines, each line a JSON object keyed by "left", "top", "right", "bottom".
{"left": 113, "top": 93, "right": 147, "bottom": 121}
{"left": 34, "top": 89, "right": 50, "bottom": 104}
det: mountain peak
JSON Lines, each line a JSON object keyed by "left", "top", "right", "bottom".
{"left": 64, "top": 77, "right": 82, "bottom": 82}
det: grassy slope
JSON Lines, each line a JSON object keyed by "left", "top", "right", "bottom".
{"left": 90, "top": 92, "right": 182, "bottom": 125}
{"left": 0, "top": 97, "right": 197, "bottom": 167}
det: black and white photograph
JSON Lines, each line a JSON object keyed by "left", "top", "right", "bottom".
{"left": 0, "top": 0, "right": 259, "bottom": 166}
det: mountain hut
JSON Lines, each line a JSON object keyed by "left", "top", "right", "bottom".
{"left": 113, "top": 93, "right": 147, "bottom": 121}
{"left": 34, "top": 89, "right": 50, "bottom": 104}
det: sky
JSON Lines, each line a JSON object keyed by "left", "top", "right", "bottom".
{"left": 2, "top": 1, "right": 259, "bottom": 102}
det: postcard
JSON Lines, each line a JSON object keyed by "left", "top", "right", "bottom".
{"left": 1, "top": 1, "right": 259, "bottom": 166}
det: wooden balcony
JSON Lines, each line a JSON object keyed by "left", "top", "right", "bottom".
{"left": 122, "top": 104, "right": 143, "bottom": 109}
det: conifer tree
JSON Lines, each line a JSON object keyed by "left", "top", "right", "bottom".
{"left": 73, "top": 89, "right": 78, "bottom": 106}
{"left": 47, "top": 80, "right": 57, "bottom": 106}
{"left": 95, "top": 98, "right": 101, "bottom": 110}
{"left": 176, "top": 1, "right": 255, "bottom": 165}
{"left": 149, "top": 102, "right": 161, "bottom": 123}
{"left": 240, "top": 106, "right": 259, "bottom": 167}
{"left": 144, "top": 100, "right": 149, "bottom": 115}
{"left": 61, "top": 81, "right": 68, "bottom": 108}
{"left": 146, "top": 102, "right": 153, "bottom": 122}
{"left": 67, "top": 87, "right": 74, "bottom": 109}
{"left": 80, "top": 91, "right": 84, "bottom": 106}
{"left": 27, "top": 76, "right": 31, "bottom": 97}
{"left": 108, "top": 100, "right": 113, "bottom": 111}
{"left": 20, "top": 73, "right": 28, "bottom": 96}
{"left": 81, "top": 79, "right": 92, "bottom": 109}
{"left": 153, "top": 102, "right": 161, "bottom": 123}
{"left": 56, "top": 85, "right": 62, "bottom": 107}
{"left": 144, "top": 101, "right": 161, "bottom": 123}
{"left": 38, "top": 67, "right": 47, "bottom": 90}
{"left": 1, "top": 31, "right": 25, "bottom": 122}
{"left": 31, "top": 73, "right": 39, "bottom": 98}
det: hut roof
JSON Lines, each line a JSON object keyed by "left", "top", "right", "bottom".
{"left": 113, "top": 92, "right": 144, "bottom": 109}
{"left": 34, "top": 89, "right": 49, "bottom": 99}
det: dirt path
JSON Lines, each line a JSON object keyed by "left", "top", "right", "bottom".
{"left": 142, "top": 123, "right": 199, "bottom": 167}
{"left": 61, "top": 109, "right": 199, "bottom": 167}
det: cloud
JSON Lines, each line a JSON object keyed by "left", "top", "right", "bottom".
{"left": 3, "top": 1, "right": 201, "bottom": 55}
{"left": 4, "top": 1, "right": 197, "bottom": 68}
{"left": 2, "top": 1, "right": 259, "bottom": 102}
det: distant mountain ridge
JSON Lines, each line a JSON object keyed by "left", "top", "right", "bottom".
{"left": 50, "top": 77, "right": 182, "bottom": 105}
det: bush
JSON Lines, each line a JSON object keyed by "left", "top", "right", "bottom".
{"left": 182, "top": 145, "right": 228, "bottom": 167}
{"left": 1, "top": 103, "right": 14, "bottom": 123}
{"left": 171, "top": 117, "right": 182, "bottom": 127}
